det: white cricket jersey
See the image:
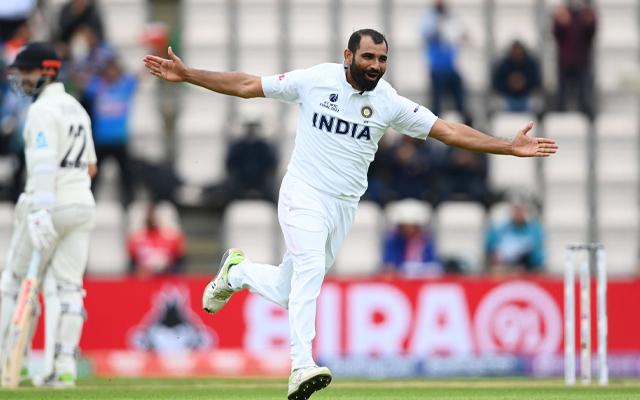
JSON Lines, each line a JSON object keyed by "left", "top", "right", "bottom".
{"left": 262, "top": 63, "right": 438, "bottom": 200}
{"left": 23, "top": 82, "right": 96, "bottom": 206}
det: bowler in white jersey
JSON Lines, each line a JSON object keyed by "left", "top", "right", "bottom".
{"left": 144, "top": 29, "right": 557, "bottom": 400}
{"left": 0, "top": 42, "right": 97, "bottom": 388}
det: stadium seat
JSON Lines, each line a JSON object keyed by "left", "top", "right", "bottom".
{"left": 130, "top": 81, "right": 165, "bottom": 161}
{"left": 127, "top": 201, "right": 181, "bottom": 233}
{"left": 101, "top": 0, "right": 147, "bottom": 48}
{"left": 384, "top": 199, "right": 433, "bottom": 227}
{"left": 176, "top": 87, "right": 227, "bottom": 138}
{"left": 542, "top": 112, "right": 589, "bottom": 184}
{"left": 176, "top": 135, "right": 226, "bottom": 186}
{"left": 595, "top": 112, "right": 639, "bottom": 274}
{"left": 182, "top": 0, "right": 228, "bottom": 47}
{"left": 235, "top": 99, "right": 285, "bottom": 139}
{"left": 542, "top": 112, "right": 590, "bottom": 272}
{"left": 489, "top": 112, "right": 538, "bottom": 193}
{"left": 452, "top": 0, "right": 489, "bottom": 91}
{"left": 493, "top": 0, "right": 538, "bottom": 51}
{"left": 290, "top": 0, "right": 331, "bottom": 49}
{"left": 238, "top": 0, "right": 280, "bottom": 47}
{"left": 340, "top": 0, "right": 383, "bottom": 42}
{"left": 333, "top": 201, "right": 384, "bottom": 276}
{"left": 222, "top": 200, "right": 281, "bottom": 265}
{"left": 88, "top": 202, "right": 127, "bottom": 275}
{"left": 434, "top": 201, "right": 486, "bottom": 272}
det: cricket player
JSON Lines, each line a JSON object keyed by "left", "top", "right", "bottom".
{"left": 0, "top": 42, "right": 97, "bottom": 388}
{"left": 144, "top": 28, "right": 557, "bottom": 400}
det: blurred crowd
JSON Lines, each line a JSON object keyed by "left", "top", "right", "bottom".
{"left": 0, "top": 0, "right": 602, "bottom": 276}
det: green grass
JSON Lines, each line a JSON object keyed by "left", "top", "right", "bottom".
{"left": 1, "top": 377, "right": 640, "bottom": 399}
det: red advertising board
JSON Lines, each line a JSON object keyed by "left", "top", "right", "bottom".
{"left": 29, "top": 276, "right": 640, "bottom": 376}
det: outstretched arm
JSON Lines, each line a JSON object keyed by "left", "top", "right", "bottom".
{"left": 143, "top": 47, "right": 264, "bottom": 98}
{"left": 429, "top": 119, "right": 557, "bottom": 157}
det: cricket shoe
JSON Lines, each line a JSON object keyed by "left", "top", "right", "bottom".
{"left": 287, "top": 366, "right": 332, "bottom": 400}
{"left": 32, "top": 372, "right": 75, "bottom": 388}
{"left": 202, "top": 248, "right": 245, "bottom": 314}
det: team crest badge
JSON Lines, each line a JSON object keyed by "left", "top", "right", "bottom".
{"left": 361, "top": 106, "right": 373, "bottom": 118}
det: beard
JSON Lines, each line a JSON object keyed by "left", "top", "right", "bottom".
{"left": 350, "top": 61, "right": 384, "bottom": 92}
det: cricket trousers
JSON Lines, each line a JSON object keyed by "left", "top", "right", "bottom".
{"left": 228, "top": 174, "right": 357, "bottom": 370}
{"left": 0, "top": 193, "right": 95, "bottom": 376}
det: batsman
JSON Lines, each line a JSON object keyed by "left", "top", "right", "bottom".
{"left": 0, "top": 42, "right": 97, "bottom": 388}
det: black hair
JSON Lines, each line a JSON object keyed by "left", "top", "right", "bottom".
{"left": 347, "top": 29, "right": 388, "bottom": 54}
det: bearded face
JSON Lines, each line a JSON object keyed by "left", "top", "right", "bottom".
{"left": 349, "top": 58, "right": 385, "bottom": 92}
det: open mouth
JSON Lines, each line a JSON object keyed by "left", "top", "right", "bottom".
{"left": 365, "top": 71, "right": 379, "bottom": 81}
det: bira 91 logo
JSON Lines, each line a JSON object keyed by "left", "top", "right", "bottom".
{"left": 474, "top": 281, "right": 562, "bottom": 355}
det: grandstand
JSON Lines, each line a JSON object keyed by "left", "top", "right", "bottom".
{"left": 1, "top": 0, "right": 639, "bottom": 277}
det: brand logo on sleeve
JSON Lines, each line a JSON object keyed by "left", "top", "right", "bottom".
{"left": 35, "top": 132, "right": 48, "bottom": 148}
{"left": 329, "top": 93, "right": 339, "bottom": 103}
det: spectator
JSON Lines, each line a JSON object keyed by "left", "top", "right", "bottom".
{"left": 386, "top": 136, "right": 437, "bottom": 203}
{"left": 485, "top": 200, "right": 545, "bottom": 275}
{"left": 382, "top": 199, "right": 442, "bottom": 277}
{"left": 128, "top": 202, "right": 186, "bottom": 277}
{"left": 0, "top": 0, "right": 36, "bottom": 43}
{"left": 56, "top": 0, "right": 105, "bottom": 45}
{"left": 2, "top": 20, "right": 31, "bottom": 63}
{"left": 439, "top": 146, "right": 488, "bottom": 206}
{"left": 421, "top": 0, "right": 472, "bottom": 124}
{"left": 553, "top": 0, "right": 597, "bottom": 118}
{"left": 60, "top": 25, "right": 113, "bottom": 100}
{"left": 0, "top": 23, "right": 32, "bottom": 201}
{"left": 84, "top": 53, "right": 137, "bottom": 208}
{"left": 493, "top": 40, "right": 541, "bottom": 113}
{"left": 0, "top": 83, "right": 30, "bottom": 202}
{"left": 203, "top": 120, "right": 278, "bottom": 208}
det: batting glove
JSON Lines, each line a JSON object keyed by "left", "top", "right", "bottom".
{"left": 27, "top": 209, "right": 58, "bottom": 250}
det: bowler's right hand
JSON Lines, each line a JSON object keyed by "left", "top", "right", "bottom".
{"left": 143, "top": 46, "right": 187, "bottom": 83}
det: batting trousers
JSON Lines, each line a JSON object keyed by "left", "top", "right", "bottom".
{"left": 228, "top": 174, "right": 357, "bottom": 371}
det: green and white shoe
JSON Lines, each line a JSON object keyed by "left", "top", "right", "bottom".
{"left": 20, "top": 366, "right": 29, "bottom": 382}
{"left": 32, "top": 372, "right": 75, "bottom": 388}
{"left": 287, "top": 366, "right": 332, "bottom": 400}
{"left": 202, "top": 248, "right": 245, "bottom": 314}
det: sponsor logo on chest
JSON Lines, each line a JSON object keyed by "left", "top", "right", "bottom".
{"left": 312, "top": 112, "right": 371, "bottom": 141}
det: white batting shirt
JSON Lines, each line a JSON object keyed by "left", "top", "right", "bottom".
{"left": 262, "top": 63, "right": 438, "bottom": 200}
{"left": 23, "top": 82, "right": 96, "bottom": 207}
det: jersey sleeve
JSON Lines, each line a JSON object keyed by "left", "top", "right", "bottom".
{"left": 261, "top": 68, "right": 310, "bottom": 104}
{"left": 24, "top": 107, "right": 58, "bottom": 151}
{"left": 24, "top": 107, "right": 58, "bottom": 208}
{"left": 389, "top": 94, "right": 438, "bottom": 140}
{"left": 85, "top": 123, "right": 97, "bottom": 164}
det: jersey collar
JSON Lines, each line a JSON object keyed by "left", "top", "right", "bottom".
{"left": 37, "top": 82, "right": 65, "bottom": 100}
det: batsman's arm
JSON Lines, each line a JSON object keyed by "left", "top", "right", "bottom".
{"left": 143, "top": 47, "right": 264, "bottom": 98}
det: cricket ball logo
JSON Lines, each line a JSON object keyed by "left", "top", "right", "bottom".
{"left": 128, "top": 285, "right": 217, "bottom": 352}
{"left": 474, "top": 281, "right": 562, "bottom": 354}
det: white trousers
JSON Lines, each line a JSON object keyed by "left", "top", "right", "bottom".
{"left": 228, "top": 174, "right": 357, "bottom": 370}
{"left": 1, "top": 193, "right": 94, "bottom": 376}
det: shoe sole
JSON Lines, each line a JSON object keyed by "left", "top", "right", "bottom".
{"left": 287, "top": 373, "right": 332, "bottom": 400}
{"left": 203, "top": 248, "right": 242, "bottom": 314}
